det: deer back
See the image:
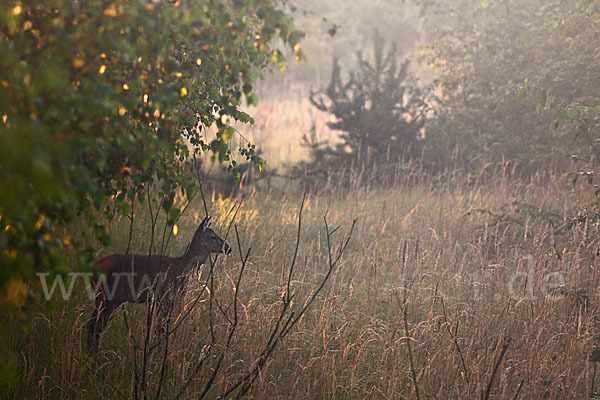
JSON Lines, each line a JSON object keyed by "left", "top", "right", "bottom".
{"left": 94, "top": 254, "right": 187, "bottom": 304}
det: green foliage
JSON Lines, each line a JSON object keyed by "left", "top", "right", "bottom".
{"left": 305, "top": 31, "right": 430, "bottom": 171}
{"left": 518, "top": 80, "right": 600, "bottom": 226}
{"left": 419, "top": 0, "right": 600, "bottom": 172}
{"left": 0, "top": 0, "right": 303, "bottom": 292}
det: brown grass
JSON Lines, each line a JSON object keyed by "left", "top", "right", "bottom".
{"left": 4, "top": 96, "right": 600, "bottom": 399}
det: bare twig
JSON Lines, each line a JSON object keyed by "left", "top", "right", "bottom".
{"left": 175, "top": 227, "right": 250, "bottom": 400}
{"left": 287, "top": 193, "right": 306, "bottom": 303}
{"left": 439, "top": 294, "right": 469, "bottom": 384}
{"left": 125, "top": 193, "right": 135, "bottom": 255}
{"left": 511, "top": 379, "right": 524, "bottom": 400}
{"left": 482, "top": 337, "right": 511, "bottom": 400}
{"left": 403, "top": 301, "right": 421, "bottom": 400}
{"left": 221, "top": 198, "right": 357, "bottom": 399}
{"left": 155, "top": 299, "right": 173, "bottom": 400}
{"left": 592, "top": 361, "right": 597, "bottom": 398}
{"left": 192, "top": 153, "right": 209, "bottom": 217}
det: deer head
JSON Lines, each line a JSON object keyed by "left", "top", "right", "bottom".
{"left": 187, "top": 216, "right": 231, "bottom": 259}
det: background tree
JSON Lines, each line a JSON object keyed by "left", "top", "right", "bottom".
{"left": 304, "top": 31, "right": 429, "bottom": 174}
{"left": 417, "top": 0, "right": 600, "bottom": 172}
{"left": 0, "top": 0, "right": 304, "bottom": 298}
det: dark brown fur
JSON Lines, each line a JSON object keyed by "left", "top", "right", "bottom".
{"left": 87, "top": 217, "right": 230, "bottom": 353}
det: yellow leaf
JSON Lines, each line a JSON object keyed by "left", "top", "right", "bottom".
{"left": 118, "top": 107, "right": 127, "bottom": 116}
{"left": 35, "top": 214, "right": 45, "bottom": 230}
{"left": 62, "top": 235, "right": 73, "bottom": 247}
{"left": 221, "top": 127, "right": 233, "bottom": 142}
{"left": 12, "top": 5, "right": 22, "bottom": 15}
{"left": 4, "top": 277, "right": 27, "bottom": 308}
{"left": 104, "top": 6, "right": 117, "bottom": 17}
{"left": 72, "top": 57, "right": 85, "bottom": 69}
{"left": 196, "top": 58, "right": 202, "bottom": 66}
{"left": 172, "top": 224, "right": 179, "bottom": 236}
{"left": 99, "top": 65, "right": 106, "bottom": 74}
{"left": 180, "top": 87, "right": 188, "bottom": 96}
{"left": 122, "top": 83, "right": 129, "bottom": 90}
{"left": 220, "top": 114, "right": 230, "bottom": 125}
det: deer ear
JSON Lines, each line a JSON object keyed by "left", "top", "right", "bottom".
{"left": 200, "top": 216, "right": 211, "bottom": 231}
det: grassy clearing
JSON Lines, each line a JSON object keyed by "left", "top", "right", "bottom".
{"left": 5, "top": 164, "right": 599, "bottom": 399}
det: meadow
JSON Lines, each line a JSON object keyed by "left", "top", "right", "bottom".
{"left": 4, "top": 96, "right": 599, "bottom": 399}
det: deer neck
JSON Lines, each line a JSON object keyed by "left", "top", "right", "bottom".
{"left": 178, "top": 244, "right": 210, "bottom": 271}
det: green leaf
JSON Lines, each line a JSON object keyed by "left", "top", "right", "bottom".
{"left": 221, "top": 127, "right": 235, "bottom": 142}
{"left": 0, "top": 0, "right": 303, "bottom": 293}
{"left": 567, "top": 107, "right": 581, "bottom": 121}
{"left": 247, "top": 93, "right": 259, "bottom": 106}
{"left": 169, "top": 207, "right": 181, "bottom": 222}
{"left": 246, "top": 67, "right": 261, "bottom": 81}
{"left": 535, "top": 90, "right": 547, "bottom": 107}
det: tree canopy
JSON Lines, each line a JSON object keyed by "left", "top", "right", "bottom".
{"left": 418, "top": 0, "right": 600, "bottom": 171}
{"left": 0, "top": 0, "right": 303, "bottom": 296}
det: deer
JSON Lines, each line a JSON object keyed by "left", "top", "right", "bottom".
{"left": 86, "top": 216, "right": 231, "bottom": 353}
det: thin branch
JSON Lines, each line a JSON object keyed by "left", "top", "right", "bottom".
{"left": 592, "top": 361, "right": 598, "bottom": 398}
{"left": 222, "top": 206, "right": 357, "bottom": 399}
{"left": 482, "top": 337, "right": 511, "bottom": 400}
{"left": 403, "top": 301, "right": 421, "bottom": 400}
{"left": 439, "top": 294, "right": 469, "bottom": 384}
{"left": 511, "top": 379, "right": 524, "bottom": 400}
{"left": 176, "top": 230, "right": 251, "bottom": 400}
{"left": 287, "top": 193, "right": 306, "bottom": 303}
{"left": 160, "top": 188, "right": 199, "bottom": 260}
{"left": 155, "top": 298, "right": 174, "bottom": 400}
{"left": 192, "top": 153, "right": 209, "bottom": 217}
{"left": 140, "top": 283, "right": 157, "bottom": 400}
{"left": 125, "top": 193, "right": 135, "bottom": 255}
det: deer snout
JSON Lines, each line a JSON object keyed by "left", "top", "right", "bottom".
{"left": 222, "top": 242, "right": 232, "bottom": 255}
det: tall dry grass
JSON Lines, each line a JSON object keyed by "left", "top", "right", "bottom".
{"left": 5, "top": 161, "right": 600, "bottom": 399}
{"left": 4, "top": 95, "right": 600, "bottom": 399}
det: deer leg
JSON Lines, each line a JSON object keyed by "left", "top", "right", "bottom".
{"left": 87, "top": 295, "right": 116, "bottom": 354}
{"left": 87, "top": 304, "right": 100, "bottom": 353}
{"left": 155, "top": 292, "right": 175, "bottom": 337}
{"left": 155, "top": 282, "right": 186, "bottom": 341}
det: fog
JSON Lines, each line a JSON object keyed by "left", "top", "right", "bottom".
{"left": 1, "top": 0, "right": 598, "bottom": 398}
